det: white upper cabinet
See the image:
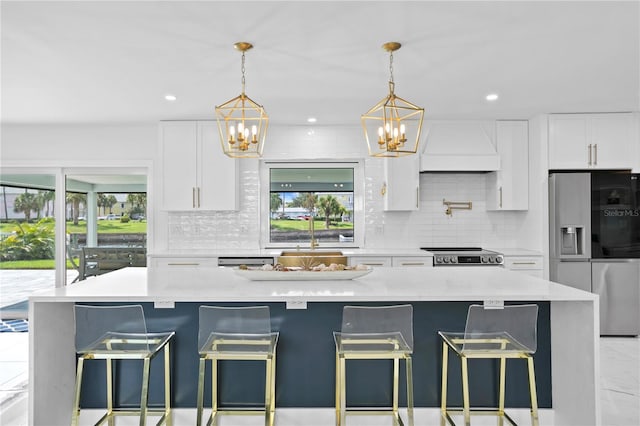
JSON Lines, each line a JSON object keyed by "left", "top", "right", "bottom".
{"left": 486, "top": 120, "right": 529, "bottom": 210}
{"left": 548, "top": 113, "right": 637, "bottom": 170}
{"left": 383, "top": 155, "right": 420, "bottom": 211}
{"left": 159, "top": 121, "right": 238, "bottom": 211}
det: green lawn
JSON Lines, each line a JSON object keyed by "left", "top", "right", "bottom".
{"left": 0, "top": 259, "right": 76, "bottom": 269}
{"left": 270, "top": 219, "right": 353, "bottom": 231}
{"left": 1, "top": 220, "right": 146, "bottom": 234}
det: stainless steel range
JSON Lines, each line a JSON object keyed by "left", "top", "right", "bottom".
{"left": 421, "top": 247, "right": 504, "bottom": 266}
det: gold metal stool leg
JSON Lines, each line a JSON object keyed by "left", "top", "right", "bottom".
{"left": 461, "top": 356, "right": 470, "bottom": 426}
{"left": 106, "top": 358, "right": 114, "bottom": 425}
{"left": 139, "top": 357, "right": 151, "bottom": 426}
{"left": 527, "top": 356, "right": 539, "bottom": 426}
{"left": 164, "top": 342, "right": 172, "bottom": 426}
{"left": 393, "top": 357, "right": 400, "bottom": 422}
{"left": 265, "top": 355, "right": 276, "bottom": 426}
{"left": 405, "top": 355, "right": 414, "bottom": 426}
{"left": 336, "top": 354, "right": 346, "bottom": 426}
{"left": 196, "top": 357, "right": 206, "bottom": 426}
{"left": 211, "top": 358, "right": 218, "bottom": 426}
{"left": 440, "top": 341, "right": 449, "bottom": 425}
{"left": 71, "top": 357, "right": 84, "bottom": 426}
{"left": 499, "top": 356, "right": 506, "bottom": 417}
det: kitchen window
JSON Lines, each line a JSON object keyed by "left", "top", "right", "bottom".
{"left": 261, "top": 162, "right": 364, "bottom": 248}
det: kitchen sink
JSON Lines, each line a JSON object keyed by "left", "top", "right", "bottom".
{"left": 277, "top": 250, "right": 347, "bottom": 268}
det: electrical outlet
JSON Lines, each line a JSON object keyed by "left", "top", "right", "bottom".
{"left": 286, "top": 300, "right": 308, "bottom": 310}
{"left": 154, "top": 301, "right": 175, "bottom": 309}
{"left": 483, "top": 299, "right": 504, "bottom": 309}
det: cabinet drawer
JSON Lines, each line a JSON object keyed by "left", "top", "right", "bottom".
{"left": 504, "top": 257, "right": 543, "bottom": 270}
{"left": 149, "top": 257, "right": 219, "bottom": 268}
{"left": 392, "top": 256, "right": 433, "bottom": 267}
{"left": 349, "top": 256, "right": 392, "bottom": 268}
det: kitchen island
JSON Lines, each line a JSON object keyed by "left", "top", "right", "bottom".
{"left": 29, "top": 266, "right": 599, "bottom": 425}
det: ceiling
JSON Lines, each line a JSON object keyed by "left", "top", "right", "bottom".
{"left": 2, "top": 1, "right": 639, "bottom": 126}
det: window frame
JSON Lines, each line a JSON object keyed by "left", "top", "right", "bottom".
{"left": 260, "top": 160, "right": 364, "bottom": 249}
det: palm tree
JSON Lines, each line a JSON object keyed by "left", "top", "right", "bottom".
{"left": 40, "top": 190, "right": 55, "bottom": 217}
{"left": 270, "top": 193, "right": 283, "bottom": 217}
{"left": 14, "top": 191, "right": 39, "bottom": 222}
{"left": 105, "top": 195, "right": 118, "bottom": 214}
{"left": 97, "top": 193, "right": 108, "bottom": 215}
{"left": 2, "top": 186, "right": 9, "bottom": 220}
{"left": 317, "top": 195, "right": 342, "bottom": 229}
{"left": 290, "top": 193, "right": 317, "bottom": 216}
{"left": 66, "top": 192, "right": 86, "bottom": 225}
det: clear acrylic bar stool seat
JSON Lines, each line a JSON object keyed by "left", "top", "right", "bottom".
{"left": 333, "top": 304, "right": 414, "bottom": 426}
{"left": 439, "top": 304, "right": 539, "bottom": 426}
{"left": 196, "top": 306, "right": 279, "bottom": 426}
{"left": 71, "top": 304, "right": 175, "bottom": 426}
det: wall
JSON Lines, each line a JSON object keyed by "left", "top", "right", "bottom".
{"left": 1, "top": 122, "right": 537, "bottom": 251}
{"left": 163, "top": 124, "right": 533, "bottom": 251}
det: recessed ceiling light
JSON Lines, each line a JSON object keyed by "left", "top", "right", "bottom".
{"left": 165, "top": 94, "right": 177, "bottom": 101}
{"left": 307, "top": 117, "right": 317, "bottom": 123}
{"left": 486, "top": 93, "right": 499, "bottom": 101}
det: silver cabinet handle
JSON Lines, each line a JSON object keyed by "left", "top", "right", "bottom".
{"left": 588, "top": 144, "right": 592, "bottom": 165}
{"left": 416, "top": 187, "right": 419, "bottom": 209}
{"left": 167, "top": 262, "right": 200, "bottom": 266}
{"left": 594, "top": 143, "right": 597, "bottom": 165}
{"left": 499, "top": 186, "right": 503, "bottom": 208}
{"left": 400, "top": 262, "right": 426, "bottom": 266}
{"left": 192, "top": 187, "right": 196, "bottom": 208}
{"left": 362, "top": 262, "right": 385, "bottom": 266}
{"left": 512, "top": 262, "right": 537, "bottom": 265}
{"left": 197, "top": 187, "right": 201, "bottom": 208}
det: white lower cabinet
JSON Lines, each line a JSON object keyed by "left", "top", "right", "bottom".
{"left": 349, "top": 256, "right": 433, "bottom": 268}
{"left": 349, "top": 256, "right": 392, "bottom": 268}
{"left": 503, "top": 256, "right": 543, "bottom": 278}
{"left": 391, "top": 256, "right": 433, "bottom": 267}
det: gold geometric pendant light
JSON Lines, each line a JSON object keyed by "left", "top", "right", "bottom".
{"left": 216, "top": 42, "right": 269, "bottom": 158}
{"left": 361, "top": 42, "right": 424, "bottom": 157}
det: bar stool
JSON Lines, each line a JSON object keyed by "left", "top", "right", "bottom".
{"left": 196, "top": 305, "right": 279, "bottom": 426}
{"left": 439, "top": 304, "right": 539, "bottom": 426}
{"left": 333, "top": 304, "right": 414, "bottom": 426}
{"left": 71, "top": 304, "right": 175, "bottom": 426}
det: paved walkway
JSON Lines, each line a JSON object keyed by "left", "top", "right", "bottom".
{"left": 0, "top": 270, "right": 76, "bottom": 309}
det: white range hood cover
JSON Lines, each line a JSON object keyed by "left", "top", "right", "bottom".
{"left": 420, "top": 121, "right": 500, "bottom": 171}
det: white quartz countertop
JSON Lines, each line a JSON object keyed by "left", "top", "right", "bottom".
{"left": 30, "top": 266, "right": 595, "bottom": 303}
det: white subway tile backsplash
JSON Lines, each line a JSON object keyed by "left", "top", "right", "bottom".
{"left": 166, "top": 159, "right": 525, "bottom": 250}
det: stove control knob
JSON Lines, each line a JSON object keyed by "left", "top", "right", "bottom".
{"left": 450, "top": 257, "right": 457, "bottom": 264}
{"left": 443, "top": 256, "right": 450, "bottom": 263}
{"left": 489, "top": 257, "right": 495, "bottom": 263}
{"left": 495, "top": 255, "right": 504, "bottom": 265}
{"left": 435, "top": 257, "right": 443, "bottom": 264}
{"left": 481, "top": 256, "right": 489, "bottom": 263}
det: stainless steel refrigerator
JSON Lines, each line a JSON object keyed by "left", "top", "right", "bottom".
{"left": 549, "top": 172, "right": 640, "bottom": 336}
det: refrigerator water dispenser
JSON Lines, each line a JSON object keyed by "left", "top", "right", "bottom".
{"left": 560, "top": 226, "right": 583, "bottom": 256}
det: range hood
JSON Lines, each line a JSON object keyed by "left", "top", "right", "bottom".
{"left": 420, "top": 121, "right": 500, "bottom": 171}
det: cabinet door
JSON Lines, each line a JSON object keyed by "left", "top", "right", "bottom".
{"left": 590, "top": 113, "right": 635, "bottom": 169}
{"left": 548, "top": 115, "right": 589, "bottom": 169}
{"left": 487, "top": 121, "right": 528, "bottom": 210}
{"left": 349, "top": 256, "right": 392, "bottom": 268}
{"left": 160, "top": 122, "right": 198, "bottom": 210}
{"left": 391, "top": 256, "right": 432, "bottom": 267}
{"left": 383, "top": 156, "right": 419, "bottom": 211}
{"left": 197, "top": 122, "right": 239, "bottom": 210}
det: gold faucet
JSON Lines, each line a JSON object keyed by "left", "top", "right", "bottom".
{"left": 309, "top": 216, "right": 319, "bottom": 250}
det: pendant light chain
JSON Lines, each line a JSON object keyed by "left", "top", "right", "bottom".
{"left": 241, "top": 51, "right": 246, "bottom": 95}
{"left": 389, "top": 51, "right": 394, "bottom": 84}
